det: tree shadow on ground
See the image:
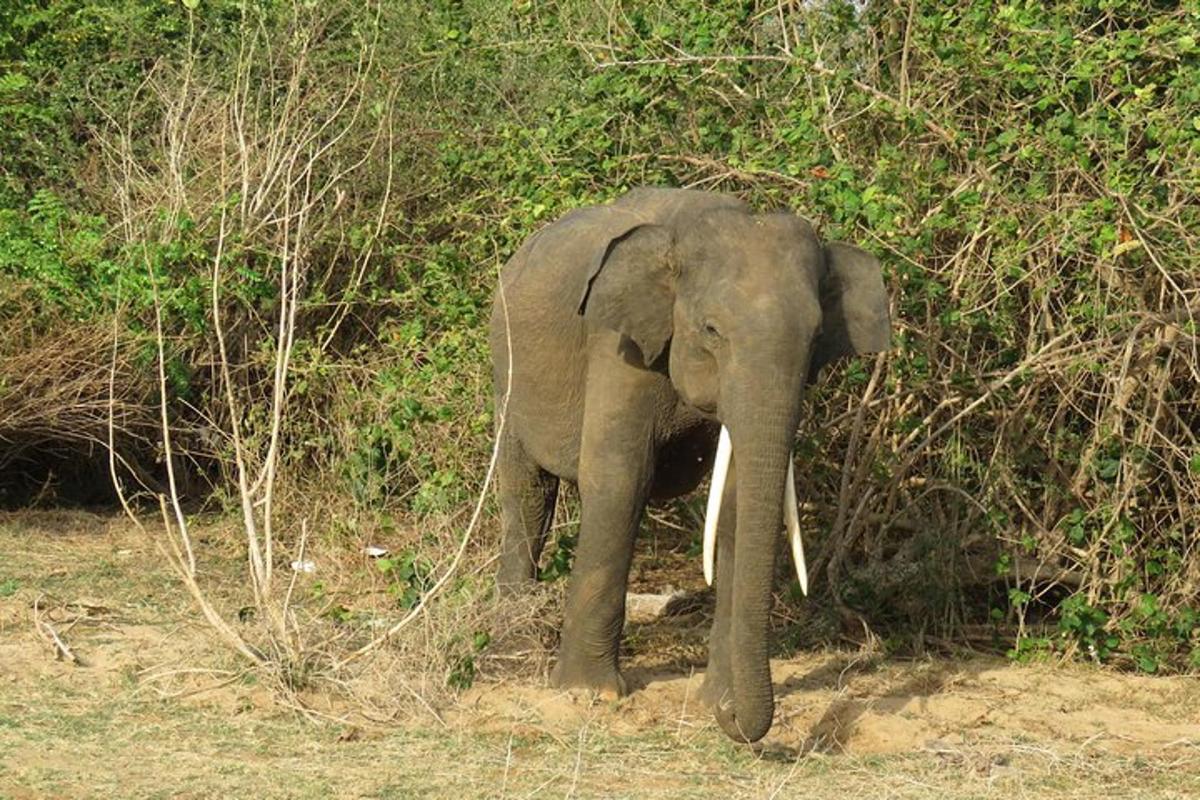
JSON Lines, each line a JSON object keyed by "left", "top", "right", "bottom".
{"left": 775, "top": 655, "right": 999, "bottom": 754}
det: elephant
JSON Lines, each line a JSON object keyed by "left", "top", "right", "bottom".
{"left": 488, "top": 187, "right": 890, "bottom": 743}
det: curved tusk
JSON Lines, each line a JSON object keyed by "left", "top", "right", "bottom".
{"left": 702, "top": 425, "right": 733, "bottom": 586}
{"left": 784, "top": 460, "right": 808, "bottom": 596}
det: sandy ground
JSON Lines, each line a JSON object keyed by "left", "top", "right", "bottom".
{"left": 458, "top": 653, "right": 1200, "bottom": 759}
{"left": 1, "top": 510, "right": 1199, "bottom": 798}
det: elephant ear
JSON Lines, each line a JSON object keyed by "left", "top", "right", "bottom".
{"left": 577, "top": 224, "right": 675, "bottom": 367}
{"left": 809, "top": 242, "right": 891, "bottom": 380}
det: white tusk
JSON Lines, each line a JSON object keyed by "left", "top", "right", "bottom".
{"left": 784, "top": 460, "right": 808, "bottom": 596}
{"left": 702, "top": 426, "right": 733, "bottom": 586}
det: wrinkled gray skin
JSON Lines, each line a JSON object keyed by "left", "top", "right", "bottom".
{"left": 489, "top": 187, "right": 890, "bottom": 743}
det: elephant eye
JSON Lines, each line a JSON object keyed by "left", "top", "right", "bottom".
{"left": 702, "top": 322, "right": 721, "bottom": 338}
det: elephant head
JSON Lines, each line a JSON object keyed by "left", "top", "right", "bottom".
{"left": 578, "top": 202, "right": 890, "bottom": 741}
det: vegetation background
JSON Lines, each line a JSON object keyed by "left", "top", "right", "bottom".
{"left": 0, "top": 0, "right": 1197, "bottom": 688}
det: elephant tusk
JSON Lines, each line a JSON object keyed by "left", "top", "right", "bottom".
{"left": 784, "top": 460, "right": 808, "bottom": 596}
{"left": 702, "top": 425, "right": 732, "bottom": 586}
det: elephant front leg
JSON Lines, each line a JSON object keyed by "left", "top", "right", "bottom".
{"left": 495, "top": 431, "right": 560, "bottom": 594}
{"left": 552, "top": 332, "right": 659, "bottom": 698}
{"left": 700, "top": 459, "right": 737, "bottom": 710}
{"left": 552, "top": 377, "right": 659, "bottom": 697}
{"left": 551, "top": 466, "right": 649, "bottom": 699}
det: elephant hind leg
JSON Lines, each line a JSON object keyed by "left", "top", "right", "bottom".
{"left": 495, "top": 430, "right": 559, "bottom": 593}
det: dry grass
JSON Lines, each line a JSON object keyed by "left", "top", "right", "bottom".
{"left": 2, "top": 511, "right": 1199, "bottom": 799}
{"left": 0, "top": 290, "right": 154, "bottom": 480}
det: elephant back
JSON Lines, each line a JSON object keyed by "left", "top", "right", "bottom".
{"left": 610, "top": 186, "right": 748, "bottom": 227}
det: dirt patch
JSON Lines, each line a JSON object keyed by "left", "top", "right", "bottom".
{"left": 455, "top": 654, "right": 1200, "bottom": 758}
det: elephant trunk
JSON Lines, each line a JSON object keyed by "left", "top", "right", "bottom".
{"left": 713, "top": 392, "right": 802, "bottom": 743}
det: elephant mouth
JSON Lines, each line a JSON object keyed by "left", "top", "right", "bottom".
{"left": 701, "top": 424, "right": 808, "bottom": 595}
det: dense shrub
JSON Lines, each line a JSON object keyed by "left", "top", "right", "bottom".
{"left": 1, "top": 0, "right": 1197, "bottom": 670}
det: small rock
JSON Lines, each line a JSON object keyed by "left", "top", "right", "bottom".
{"left": 625, "top": 589, "right": 701, "bottom": 624}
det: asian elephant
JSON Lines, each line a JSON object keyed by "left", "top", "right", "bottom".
{"left": 488, "top": 187, "right": 890, "bottom": 743}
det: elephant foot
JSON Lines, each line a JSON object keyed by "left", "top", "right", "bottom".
{"left": 550, "top": 658, "right": 628, "bottom": 701}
